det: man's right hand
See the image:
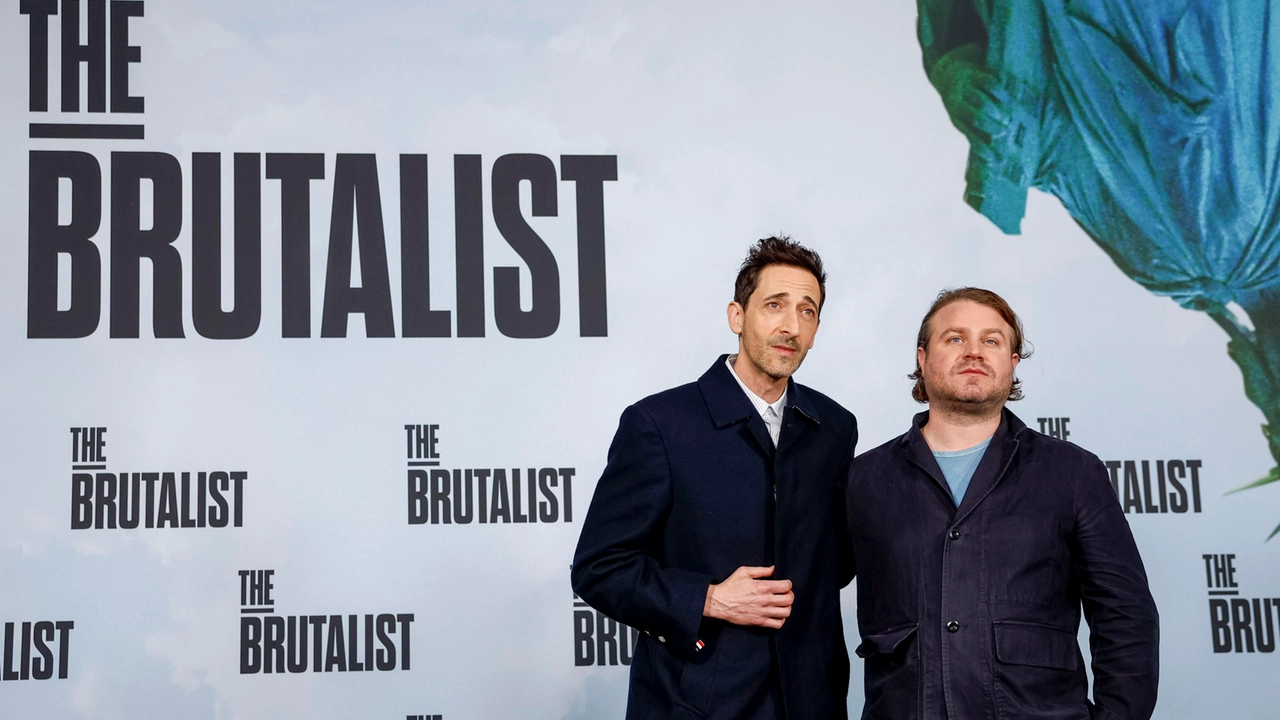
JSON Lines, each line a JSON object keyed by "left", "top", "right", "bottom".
{"left": 703, "top": 566, "right": 794, "bottom": 629}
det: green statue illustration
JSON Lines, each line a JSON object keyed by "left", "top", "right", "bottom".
{"left": 917, "top": 0, "right": 1280, "bottom": 538}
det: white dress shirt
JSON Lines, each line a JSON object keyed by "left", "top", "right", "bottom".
{"left": 726, "top": 354, "right": 787, "bottom": 446}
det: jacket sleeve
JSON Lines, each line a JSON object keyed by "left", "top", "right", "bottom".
{"left": 570, "top": 403, "right": 713, "bottom": 661}
{"left": 1071, "top": 454, "right": 1160, "bottom": 720}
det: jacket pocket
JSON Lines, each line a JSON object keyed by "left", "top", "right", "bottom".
{"left": 993, "top": 621, "right": 1079, "bottom": 671}
{"left": 992, "top": 622, "right": 1088, "bottom": 720}
{"left": 856, "top": 624, "right": 920, "bottom": 720}
{"left": 855, "top": 623, "right": 918, "bottom": 659}
{"left": 671, "top": 627, "right": 728, "bottom": 718}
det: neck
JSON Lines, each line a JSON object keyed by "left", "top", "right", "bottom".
{"left": 921, "top": 402, "right": 1003, "bottom": 451}
{"left": 730, "top": 353, "right": 787, "bottom": 404}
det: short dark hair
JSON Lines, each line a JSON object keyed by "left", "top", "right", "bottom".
{"left": 908, "top": 287, "right": 1032, "bottom": 403}
{"left": 733, "top": 235, "right": 827, "bottom": 312}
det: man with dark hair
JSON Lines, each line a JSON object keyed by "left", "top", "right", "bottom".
{"left": 845, "top": 287, "right": 1159, "bottom": 720}
{"left": 573, "top": 236, "right": 858, "bottom": 720}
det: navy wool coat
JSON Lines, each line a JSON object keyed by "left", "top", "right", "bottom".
{"left": 846, "top": 410, "right": 1159, "bottom": 720}
{"left": 572, "top": 356, "right": 858, "bottom": 720}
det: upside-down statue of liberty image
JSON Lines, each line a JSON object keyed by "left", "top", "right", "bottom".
{"left": 918, "top": 0, "right": 1280, "bottom": 538}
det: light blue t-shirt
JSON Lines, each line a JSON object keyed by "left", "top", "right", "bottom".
{"left": 933, "top": 436, "right": 993, "bottom": 506}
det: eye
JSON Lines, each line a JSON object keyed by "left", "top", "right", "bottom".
{"left": 947, "top": 336, "right": 962, "bottom": 343}
{"left": 801, "top": 307, "right": 815, "bottom": 317}
{"left": 767, "top": 301, "right": 781, "bottom": 309}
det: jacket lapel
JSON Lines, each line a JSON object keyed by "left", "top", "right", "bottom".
{"left": 902, "top": 411, "right": 955, "bottom": 506}
{"left": 776, "top": 380, "right": 822, "bottom": 455}
{"left": 698, "top": 355, "right": 775, "bottom": 460}
{"left": 745, "top": 414, "right": 777, "bottom": 460}
{"left": 953, "top": 409, "right": 1025, "bottom": 522}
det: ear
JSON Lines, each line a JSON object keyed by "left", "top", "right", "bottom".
{"left": 916, "top": 344, "right": 926, "bottom": 370}
{"left": 1011, "top": 353, "right": 1020, "bottom": 370}
{"left": 727, "top": 302, "right": 744, "bottom": 335}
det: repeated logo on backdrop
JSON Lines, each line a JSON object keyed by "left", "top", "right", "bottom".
{"left": 1104, "top": 458, "right": 1204, "bottom": 515}
{"left": 69, "top": 426, "right": 248, "bottom": 530}
{"left": 238, "top": 570, "right": 415, "bottom": 675}
{"left": 1038, "top": 417, "right": 1205, "bottom": 516}
{"left": 21, "top": 1, "right": 618, "bottom": 341}
{"left": 1204, "top": 553, "right": 1279, "bottom": 654}
{"left": 0, "top": 621, "right": 73, "bottom": 682}
{"left": 406, "top": 424, "right": 576, "bottom": 526}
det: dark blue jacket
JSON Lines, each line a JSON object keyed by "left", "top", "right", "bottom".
{"left": 573, "top": 356, "right": 858, "bottom": 720}
{"left": 846, "top": 410, "right": 1159, "bottom": 720}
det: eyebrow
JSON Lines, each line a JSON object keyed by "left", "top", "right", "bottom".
{"left": 762, "top": 292, "right": 818, "bottom": 306}
{"left": 939, "top": 326, "right": 1008, "bottom": 337}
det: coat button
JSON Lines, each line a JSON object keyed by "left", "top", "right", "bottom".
{"left": 946, "top": 620, "right": 960, "bottom": 633}
{"left": 948, "top": 529, "right": 960, "bottom": 540}
{"left": 658, "top": 636, "right": 666, "bottom": 643}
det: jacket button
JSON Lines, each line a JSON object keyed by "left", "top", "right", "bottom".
{"left": 946, "top": 620, "right": 960, "bottom": 633}
{"left": 658, "top": 636, "right": 666, "bottom": 643}
{"left": 948, "top": 529, "right": 960, "bottom": 540}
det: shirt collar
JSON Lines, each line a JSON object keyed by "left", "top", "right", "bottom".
{"left": 726, "top": 354, "right": 787, "bottom": 416}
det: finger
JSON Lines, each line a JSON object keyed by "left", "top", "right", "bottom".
{"left": 745, "top": 604, "right": 792, "bottom": 626}
{"left": 952, "top": 112, "right": 996, "bottom": 147}
{"left": 970, "top": 111, "right": 1011, "bottom": 141}
{"left": 987, "top": 81, "right": 1013, "bottom": 106}
{"left": 742, "top": 565, "right": 775, "bottom": 579}
{"left": 754, "top": 579, "right": 792, "bottom": 593}
{"left": 959, "top": 104, "right": 1009, "bottom": 139}
{"left": 760, "top": 592, "right": 794, "bottom": 608}
{"left": 964, "top": 68, "right": 1011, "bottom": 105}
{"left": 960, "top": 83, "right": 1010, "bottom": 122}
{"left": 971, "top": 83, "right": 1012, "bottom": 113}
{"left": 760, "top": 603, "right": 792, "bottom": 618}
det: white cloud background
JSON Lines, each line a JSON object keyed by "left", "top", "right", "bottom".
{"left": 1, "top": 1, "right": 1277, "bottom": 718}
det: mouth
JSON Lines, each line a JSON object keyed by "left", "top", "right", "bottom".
{"left": 772, "top": 344, "right": 799, "bottom": 356}
{"left": 956, "top": 365, "right": 989, "bottom": 377}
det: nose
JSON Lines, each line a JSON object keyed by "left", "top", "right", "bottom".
{"left": 962, "top": 340, "right": 983, "bottom": 357}
{"left": 778, "top": 307, "right": 801, "bottom": 336}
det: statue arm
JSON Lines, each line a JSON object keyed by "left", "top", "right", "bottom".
{"left": 917, "top": 0, "right": 1010, "bottom": 155}
{"left": 917, "top": 0, "right": 986, "bottom": 81}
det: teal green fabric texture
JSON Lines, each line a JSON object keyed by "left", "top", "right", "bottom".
{"left": 918, "top": 1, "right": 1280, "bottom": 531}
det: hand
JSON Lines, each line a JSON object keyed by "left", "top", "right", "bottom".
{"left": 703, "top": 566, "right": 794, "bottom": 629}
{"left": 929, "top": 43, "right": 1013, "bottom": 161}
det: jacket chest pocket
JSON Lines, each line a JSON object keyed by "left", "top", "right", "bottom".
{"left": 994, "top": 621, "right": 1078, "bottom": 670}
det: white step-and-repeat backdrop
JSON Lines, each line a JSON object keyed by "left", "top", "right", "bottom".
{"left": 2, "top": 1, "right": 1277, "bottom": 718}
